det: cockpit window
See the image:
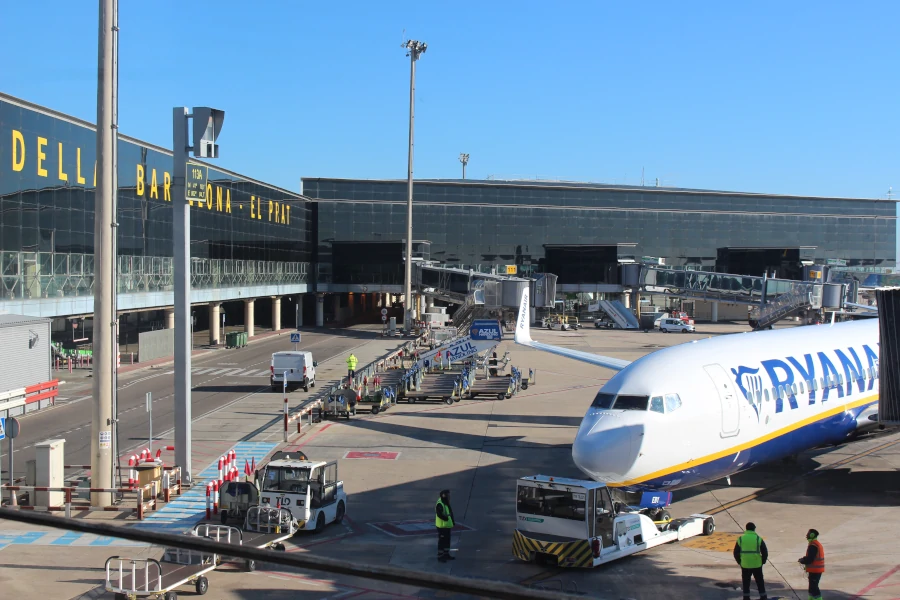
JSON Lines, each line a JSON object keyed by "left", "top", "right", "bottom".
{"left": 612, "top": 395, "right": 650, "bottom": 411}
{"left": 665, "top": 393, "right": 682, "bottom": 412}
{"left": 649, "top": 396, "right": 665, "bottom": 414}
{"left": 590, "top": 392, "right": 615, "bottom": 409}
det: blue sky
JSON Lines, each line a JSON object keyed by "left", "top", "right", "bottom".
{"left": 3, "top": 1, "right": 898, "bottom": 198}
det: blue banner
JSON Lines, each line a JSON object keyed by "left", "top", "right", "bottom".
{"left": 470, "top": 320, "right": 502, "bottom": 341}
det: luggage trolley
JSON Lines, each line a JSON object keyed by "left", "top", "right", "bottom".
{"left": 193, "top": 507, "right": 296, "bottom": 572}
{"left": 105, "top": 547, "right": 217, "bottom": 600}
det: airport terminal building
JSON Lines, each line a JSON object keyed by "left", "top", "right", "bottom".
{"left": 1, "top": 91, "right": 897, "bottom": 346}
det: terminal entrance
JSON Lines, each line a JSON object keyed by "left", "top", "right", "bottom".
{"left": 715, "top": 247, "right": 808, "bottom": 280}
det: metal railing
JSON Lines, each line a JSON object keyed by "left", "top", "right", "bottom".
{"left": 0, "top": 250, "right": 308, "bottom": 300}
{"left": 749, "top": 282, "right": 819, "bottom": 329}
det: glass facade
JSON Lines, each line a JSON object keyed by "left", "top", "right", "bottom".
{"left": 0, "top": 94, "right": 312, "bottom": 301}
{"left": 305, "top": 178, "right": 897, "bottom": 285}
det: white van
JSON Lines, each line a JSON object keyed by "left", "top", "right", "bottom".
{"left": 270, "top": 351, "right": 317, "bottom": 392}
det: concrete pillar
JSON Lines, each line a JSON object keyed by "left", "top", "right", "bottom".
{"left": 316, "top": 293, "right": 325, "bottom": 327}
{"left": 272, "top": 296, "right": 281, "bottom": 331}
{"left": 164, "top": 308, "right": 175, "bottom": 329}
{"left": 296, "top": 294, "right": 304, "bottom": 328}
{"left": 244, "top": 299, "right": 255, "bottom": 337}
{"left": 623, "top": 293, "right": 631, "bottom": 309}
{"left": 711, "top": 302, "right": 719, "bottom": 323}
{"left": 209, "top": 303, "right": 221, "bottom": 346}
{"left": 426, "top": 297, "right": 435, "bottom": 311}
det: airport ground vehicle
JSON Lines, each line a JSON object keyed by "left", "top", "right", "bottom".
{"left": 542, "top": 315, "right": 570, "bottom": 330}
{"left": 657, "top": 317, "right": 695, "bottom": 333}
{"left": 257, "top": 459, "right": 347, "bottom": 533}
{"left": 565, "top": 316, "right": 582, "bottom": 330}
{"left": 513, "top": 475, "right": 714, "bottom": 568}
{"left": 270, "top": 351, "right": 317, "bottom": 392}
{"left": 594, "top": 318, "right": 615, "bottom": 329}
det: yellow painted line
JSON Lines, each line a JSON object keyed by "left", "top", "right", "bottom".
{"left": 610, "top": 394, "right": 879, "bottom": 487}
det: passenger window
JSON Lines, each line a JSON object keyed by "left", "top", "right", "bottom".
{"left": 664, "top": 393, "right": 682, "bottom": 412}
{"left": 791, "top": 383, "right": 798, "bottom": 395}
{"left": 649, "top": 396, "right": 665, "bottom": 414}
{"left": 763, "top": 389, "right": 769, "bottom": 402}
{"left": 798, "top": 382, "right": 805, "bottom": 394}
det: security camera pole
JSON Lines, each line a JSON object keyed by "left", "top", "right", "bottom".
{"left": 402, "top": 39, "right": 426, "bottom": 332}
{"left": 172, "top": 106, "right": 224, "bottom": 484}
{"left": 459, "top": 153, "right": 469, "bottom": 179}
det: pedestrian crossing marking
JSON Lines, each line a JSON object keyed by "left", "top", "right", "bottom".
{"left": 681, "top": 531, "right": 739, "bottom": 552}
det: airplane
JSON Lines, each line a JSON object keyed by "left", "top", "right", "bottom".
{"left": 513, "top": 287, "right": 881, "bottom": 503}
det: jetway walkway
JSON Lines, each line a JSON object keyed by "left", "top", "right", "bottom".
{"left": 640, "top": 265, "right": 824, "bottom": 329}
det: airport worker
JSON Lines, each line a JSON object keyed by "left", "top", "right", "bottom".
{"left": 797, "top": 528, "right": 825, "bottom": 600}
{"left": 733, "top": 522, "right": 768, "bottom": 600}
{"left": 435, "top": 489, "right": 455, "bottom": 561}
{"left": 346, "top": 352, "right": 358, "bottom": 382}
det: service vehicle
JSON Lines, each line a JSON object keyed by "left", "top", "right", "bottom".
{"left": 565, "top": 316, "right": 582, "bottom": 330}
{"left": 670, "top": 310, "right": 695, "bottom": 325}
{"left": 542, "top": 316, "right": 570, "bottom": 331}
{"left": 257, "top": 459, "right": 347, "bottom": 533}
{"left": 657, "top": 318, "right": 695, "bottom": 333}
{"left": 270, "top": 351, "right": 317, "bottom": 392}
{"left": 594, "top": 318, "right": 615, "bottom": 329}
{"left": 513, "top": 475, "right": 714, "bottom": 568}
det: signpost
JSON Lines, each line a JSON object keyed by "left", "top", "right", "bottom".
{"left": 146, "top": 392, "right": 152, "bottom": 456}
{"left": 173, "top": 105, "right": 225, "bottom": 485}
{"left": 290, "top": 332, "right": 301, "bottom": 351}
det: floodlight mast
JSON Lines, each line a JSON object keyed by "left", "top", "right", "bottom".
{"left": 402, "top": 39, "right": 426, "bottom": 331}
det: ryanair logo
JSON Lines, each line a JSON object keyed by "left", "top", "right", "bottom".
{"left": 730, "top": 344, "right": 878, "bottom": 415}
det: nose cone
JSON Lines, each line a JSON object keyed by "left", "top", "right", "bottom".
{"left": 572, "top": 411, "right": 643, "bottom": 483}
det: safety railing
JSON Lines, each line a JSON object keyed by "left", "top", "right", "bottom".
{"left": 0, "top": 250, "right": 308, "bottom": 300}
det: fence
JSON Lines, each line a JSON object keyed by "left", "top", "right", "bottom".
{"left": 0, "top": 379, "right": 59, "bottom": 419}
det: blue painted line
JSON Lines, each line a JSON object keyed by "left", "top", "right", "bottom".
{"left": 51, "top": 531, "right": 83, "bottom": 545}
{"left": 89, "top": 536, "right": 117, "bottom": 546}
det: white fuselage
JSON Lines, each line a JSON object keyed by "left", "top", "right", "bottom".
{"left": 572, "top": 319, "right": 880, "bottom": 491}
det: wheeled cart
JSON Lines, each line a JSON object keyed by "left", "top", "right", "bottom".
{"left": 193, "top": 506, "right": 297, "bottom": 572}
{"left": 105, "top": 548, "right": 217, "bottom": 600}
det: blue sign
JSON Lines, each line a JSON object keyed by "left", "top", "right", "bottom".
{"left": 470, "top": 320, "right": 502, "bottom": 341}
{"left": 0, "top": 417, "right": 5, "bottom": 441}
{"left": 290, "top": 333, "right": 301, "bottom": 343}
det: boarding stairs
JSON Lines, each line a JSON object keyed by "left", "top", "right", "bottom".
{"left": 597, "top": 300, "right": 640, "bottom": 329}
{"left": 749, "top": 282, "right": 821, "bottom": 330}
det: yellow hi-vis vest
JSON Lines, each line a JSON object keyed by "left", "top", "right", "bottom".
{"left": 347, "top": 355, "right": 358, "bottom": 369}
{"left": 738, "top": 531, "right": 763, "bottom": 569}
{"left": 435, "top": 499, "right": 453, "bottom": 529}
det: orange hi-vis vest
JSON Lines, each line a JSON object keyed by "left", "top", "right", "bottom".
{"left": 806, "top": 539, "right": 825, "bottom": 573}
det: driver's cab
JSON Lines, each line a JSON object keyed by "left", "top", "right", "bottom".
{"left": 514, "top": 476, "right": 623, "bottom": 561}
{"left": 256, "top": 459, "right": 346, "bottom": 531}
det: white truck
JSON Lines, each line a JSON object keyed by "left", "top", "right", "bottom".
{"left": 513, "top": 475, "right": 714, "bottom": 568}
{"left": 257, "top": 459, "right": 347, "bottom": 533}
{"left": 270, "top": 351, "right": 317, "bottom": 392}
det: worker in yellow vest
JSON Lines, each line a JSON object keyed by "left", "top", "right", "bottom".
{"left": 798, "top": 528, "right": 825, "bottom": 600}
{"left": 732, "top": 522, "right": 769, "bottom": 600}
{"left": 435, "top": 489, "right": 455, "bottom": 562}
{"left": 346, "top": 353, "right": 358, "bottom": 383}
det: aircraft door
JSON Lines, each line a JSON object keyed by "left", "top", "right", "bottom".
{"left": 704, "top": 364, "right": 740, "bottom": 437}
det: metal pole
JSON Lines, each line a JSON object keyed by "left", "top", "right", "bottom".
{"left": 403, "top": 52, "right": 415, "bottom": 331}
{"left": 172, "top": 107, "right": 192, "bottom": 484}
{"left": 91, "top": 0, "right": 115, "bottom": 508}
{"left": 462, "top": 162, "right": 466, "bottom": 180}
{"left": 283, "top": 372, "right": 289, "bottom": 443}
{"left": 146, "top": 392, "right": 152, "bottom": 455}
{"left": 110, "top": 0, "right": 121, "bottom": 491}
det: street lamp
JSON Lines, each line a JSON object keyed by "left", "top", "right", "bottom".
{"left": 459, "top": 153, "right": 469, "bottom": 179}
{"left": 402, "top": 39, "right": 426, "bottom": 332}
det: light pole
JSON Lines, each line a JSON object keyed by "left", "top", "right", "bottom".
{"left": 459, "top": 153, "right": 469, "bottom": 179}
{"left": 402, "top": 39, "right": 426, "bottom": 332}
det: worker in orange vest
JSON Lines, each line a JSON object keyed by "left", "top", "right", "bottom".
{"left": 797, "top": 528, "right": 825, "bottom": 600}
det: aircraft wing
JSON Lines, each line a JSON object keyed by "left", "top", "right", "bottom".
{"left": 513, "top": 288, "right": 632, "bottom": 372}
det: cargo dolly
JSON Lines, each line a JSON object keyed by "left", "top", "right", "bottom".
{"left": 467, "top": 373, "right": 517, "bottom": 400}
{"left": 105, "top": 548, "right": 217, "bottom": 600}
{"left": 403, "top": 371, "right": 462, "bottom": 404}
{"left": 192, "top": 506, "right": 296, "bottom": 572}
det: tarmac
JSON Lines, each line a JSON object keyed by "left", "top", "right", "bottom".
{"left": 1, "top": 321, "right": 898, "bottom": 599}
